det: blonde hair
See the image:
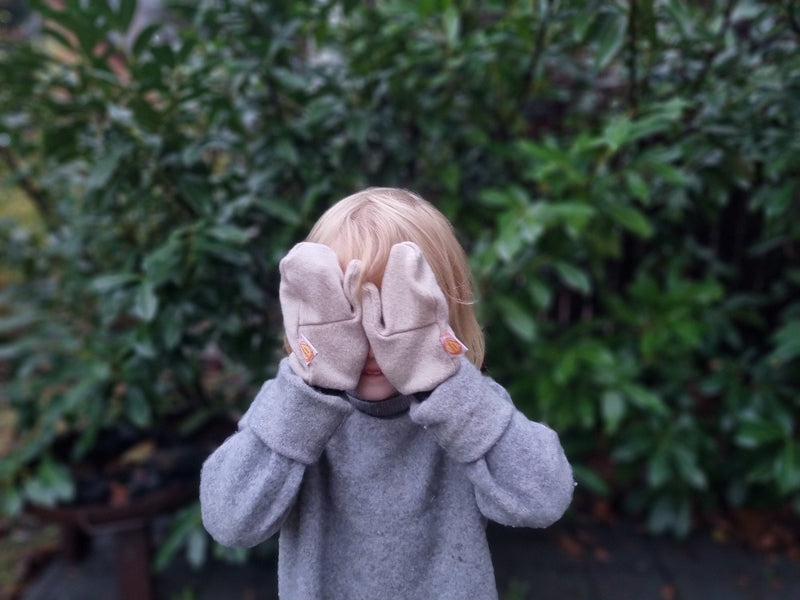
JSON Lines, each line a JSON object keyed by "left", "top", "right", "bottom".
{"left": 305, "top": 187, "right": 485, "bottom": 368}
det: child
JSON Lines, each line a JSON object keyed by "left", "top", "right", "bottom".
{"left": 200, "top": 187, "right": 574, "bottom": 599}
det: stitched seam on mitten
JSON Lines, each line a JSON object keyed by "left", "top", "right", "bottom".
{"left": 297, "top": 316, "right": 358, "bottom": 327}
{"left": 373, "top": 322, "right": 440, "bottom": 338}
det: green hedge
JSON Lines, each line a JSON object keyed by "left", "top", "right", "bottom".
{"left": 1, "top": 0, "right": 798, "bottom": 564}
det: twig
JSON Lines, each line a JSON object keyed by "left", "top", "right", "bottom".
{"left": 628, "top": 0, "right": 639, "bottom": 114}
{"left": 788, "top": 0, "right": 800, "bottom": 36}
{"left": 522, "top": 0, "right": 552, "bottom": 100}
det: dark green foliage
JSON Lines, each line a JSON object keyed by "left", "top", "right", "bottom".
{"left": 0, "top": 0, "right": 798, "bottom": 564}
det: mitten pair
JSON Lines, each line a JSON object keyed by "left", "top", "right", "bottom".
{"left": 279, "top": 242, "right": 466, "bottom": 395}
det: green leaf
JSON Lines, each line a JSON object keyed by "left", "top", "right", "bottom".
{"left": 207, "top": 225, "right": 256, "bottom": 245}
{"left": 272, "top": 67, "right": 306, "bottom": 92}
{"left": 735, "top": 417, "right": 786, "bottom": 448}
{"left": 63, "top": 11, "right": 103, "bottom": 56}
{"left": 186, "top": 528, "right": 208, "bottom": 568}
{"left": 629, "top": 99, "right": 686, "bottom": 140}
{"left": 86, "top": 146, "right": 128, "bottom": 191}
{"left": 527, "top": 278, "right": 552, "bottom": 311}
{"left": 161, "top": 308, "right": 184, "bottom": 350}
{"left": 775, "top": 441, "right": 800, "bottom": 495}
{"left": 132, "top": 23, "right": 162, "bottom": 57}
{"left": 133, "top": 280, "right": 158, "bottom": 321}
{"left": 255, "top": 197, "right": 301, "bottom": 224}
{"left": 518, "top": 139, "right": 569, "bottom": 166}
{"left": 494, "top": 296, "right": 538, "bottom": 342}
{"left": 125, "top": 386, "right": 153, "bottom": 428}
{"left": 0, "top": 487, "right": 23, "bottom": 516}
{"left": 621, "top": 384, "right": 668, "bottom": 416}
{"left": 116, "top": 0, "right": 138, "bottom": 32}
{"left": 60, "top": 377, "right": 101, "bottom": 415}
{"left": 43, "top": 24, "right": 77, "bottom": 51}
{"left": 553, "top": 262, "right": 591, "bottom": 294}
{"left": 767, "top": 319, "right": 800, "bottom": 366}
{"left": 144, "top": 238, "right": 183, "bottom": 285}
{"left": 672, "top": 446, "right": 707, "bottom": 490}
{"left": 90, "top": 273, "right": 139, "bottom": 294}
{"left": 442, "top": 6, "right": 460, "bottom": 46}
{"left": 601, "top": 390, "right": 626, "bottom": 434}
{"left": 542, "top": 202, "right": 597, "bottom": 233}
{"left": 479, "top": 187, "right": 529, "bottom": 209}
{"left": 71, "top": 423, "right": 100, "bottom": 463}
{"left": 594, "top": 9, "right": 628, "bottom": 70}
{"left": 154, "top": 504, "right": 202, "bottom": 571}
{"left": 648, "top": 494, "right": 691, "bottom": 537}
{"left": 603, "top": 116, "right": 633, "bottom": 152}
{"left": 0, "top": 312, "right": 40, "bottom": 335}
{"left": 571, "top": 464, "right": 610, "bottom": 496}
{"left": 604, "top": 203, "right": 653, "bottom": 238}
{"left": 624, "top": 171, "right": 650, "bottom": 203}
{"left": 663, "top": 0, "right": 696, "bottom": 40}
{"left": 647, "top": 447, "right": 671, "bottom": 487}
{"left": 441, "top": 164, "right": 461, "bottom": 193}
{"left": 197, "top": 240, "right": 251, "bottom": 266}
{"left": 0, "top": 339, "right": 35, "bottom": 361}
{"left": 132, "top": 327, "right": 157, "bottom": 358}
{"left": 648, "top": 160, "right": 689, "bottom": 186}
{"left": 24, "top": 457, "right": 75, "bottom": 507}
{"left": 612, "top": 430, "right": 652, "bottom": 462}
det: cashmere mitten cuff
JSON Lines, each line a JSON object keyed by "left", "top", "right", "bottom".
{"left": 409, "top": 358, "right": 514, "bottom": 463}
{"left": 242, "top": 358, "right": 353, "bottom": 464}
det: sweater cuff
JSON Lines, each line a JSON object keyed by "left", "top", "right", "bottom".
{"left": 242, "top": 358, "right": 353, "bottom": 464}
{"left": 409, "top": 358, "right": 514, "bottom": 463}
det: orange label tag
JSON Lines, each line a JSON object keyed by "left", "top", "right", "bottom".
{"left": 298, "top": 335, "right": 317, "bottom": 365}
{"left": 440, "top": 331, "right": 468, "bottom": 356}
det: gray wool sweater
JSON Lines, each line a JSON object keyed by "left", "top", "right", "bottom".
{"left": 200, "top": 358, "right": 574, "bottom": 600}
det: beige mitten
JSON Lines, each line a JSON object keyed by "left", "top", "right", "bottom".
{"left": 280, "top": 242, "right": 369, "bottom": 390}
{"left": 361, "top": 242, "right": 467, "bottom": 395}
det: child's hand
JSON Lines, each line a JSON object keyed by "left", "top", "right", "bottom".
{"left": 361, "top": 242, "right": 466, "bottom": 395}
{"left": 280, "top": 242, "right": 369, "bottom": 391}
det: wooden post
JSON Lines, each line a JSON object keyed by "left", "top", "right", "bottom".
{"left": 112, "top": 519, "right": 156, "bottom": 600}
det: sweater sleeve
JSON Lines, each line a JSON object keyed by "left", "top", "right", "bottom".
{"left": 199, "top": 358, "right": 353, "bottom": 547}
{"left": 408, "top": 359, "right": 574, "bottom": 528}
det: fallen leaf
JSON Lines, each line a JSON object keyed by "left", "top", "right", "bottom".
{"left": 119, "top": 439, "right": 157, "bottom": 465}
{"left": 593, "top": 547, "right": 610, "bottom": 563}
{"left": 109, "top": 482, "right": 130, "bottom": 507}
{"left": 557, "top": 533, "right": 585, "bottom": 560}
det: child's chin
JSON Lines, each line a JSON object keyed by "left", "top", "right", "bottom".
{"left": 356, "top": 376, "right": 397, "bottom": 401}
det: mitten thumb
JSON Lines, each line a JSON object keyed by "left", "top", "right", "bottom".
{"left": 342, "top": 259, "right": 363, "bottom": 317}
{"left": 361, "top": 282, "right": 384, "bottom": 338}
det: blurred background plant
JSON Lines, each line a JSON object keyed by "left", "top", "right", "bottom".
{"left": 0, "top": 0, "right": 798, "bottom": 578}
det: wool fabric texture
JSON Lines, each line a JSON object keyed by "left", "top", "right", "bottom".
{"left": 200, "top": 358, "right": 574, "bottom": 599}
{"left": 279, "top": 242, "right": 368, "bottom": 390}
{"left": 362, "top": 242, "right": 462, "bottom": 394}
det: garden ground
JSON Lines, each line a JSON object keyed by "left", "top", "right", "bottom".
{"left": 16, "top": 506, "right": 800, "bottom": 600}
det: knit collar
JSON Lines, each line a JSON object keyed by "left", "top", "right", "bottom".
{"left": 346, "top": 392, "right": 413, "bottom": 418}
